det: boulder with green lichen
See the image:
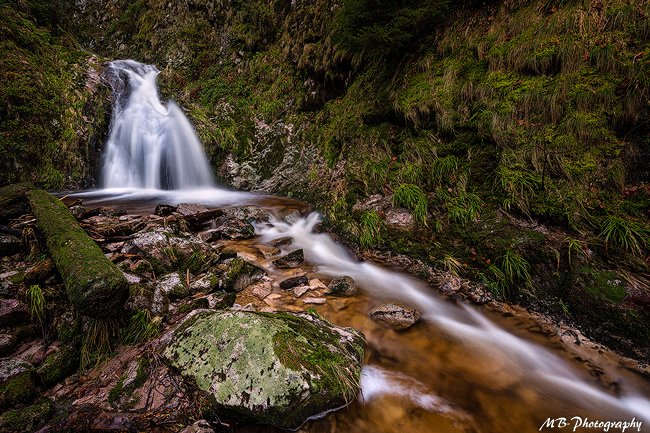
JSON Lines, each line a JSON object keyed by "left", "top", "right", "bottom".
{"left": 27, "top": 190, "right": 128, "bottom": 318}
{"left": 163, "top": 310, "right": 365, "bottom": 429}
{"left": 36, "top": 344, "right": 80, "bottom": 387}
{"left": 218, "top": 258, "right": 266, "bottom": 293}
{"left": 0, "top": 399, "right": 53, "bottom": 433}
{"left": 0, "top": 358, "right": 36, "bottom": 408}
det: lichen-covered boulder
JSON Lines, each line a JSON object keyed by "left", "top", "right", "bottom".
{"left": 326, "top": 276, "right": 358, "bottom": 297}
{"left": 163, "top": 310, "right": 365, "bottom": 429}
{"left": 272, "top": 249, "right": 304, "bottom": 268}
{"left": 0, "top": 358, "right": 36, "bottom": 408}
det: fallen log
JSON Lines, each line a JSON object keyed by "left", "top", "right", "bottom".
{"left": 27, "top": 190, "right": 128, "bottom": 318}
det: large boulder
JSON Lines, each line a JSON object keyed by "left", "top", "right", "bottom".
{"left": 163, "top": 310, "right": 365, "bottom": 429}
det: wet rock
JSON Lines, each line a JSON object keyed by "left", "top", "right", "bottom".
{"left": 179, "top": 420, "right": 215, "bottom": 433}
{"left": 122, "top": 227, "right": 217, "bottom": 274}
{"left": 127, "top": 283, "right": 169, "bottom": 318}
{"left": 272, "top": 249, "right": 304, "bottom": 268}
{"left": 176, "top": 203, "right": 209, "bottom": 216}
{"left": 0, "top": 358, "right": 36, "bottom": 408}
{"left": 0, "top": 299, "right": 30, "bottom": 327}
{"left": 250, "top": 278, "right": 273, "bottom": 299}
{"left": 385, "top": 208, "right": 415, "bottom": 230}
{"left": 158, "top": 273, "right": 188, "bottom": 300}
{"left": 205, "top": 291, "right": 236, "bottom": 309}
{"left": 154, "top": 204, "right": 176, "bottom": 217}
{"left": 222, "top": 206, "right": 272, "bottom": 223}
{"left": 309, "top": 278, "right": 327, "bottom": 290}
{"left": 0, "top": 399, "right": 53, "bottom": 432}
{"left": 219, "top": 258, "right": 266, "bottom": 293}
{"left": 163, "top": 310, "right": 365, "bottom": 429}
{"left": 293, "top": 286, "right": 310, "bottom": 297}
{"left": 24, "top": 258, "right": 56, "bottom": 286}
{"left": 218, "top": 246, "right": 239, "bottom": 260}
{"left": 279, "top": 275, "right": 309, "bottom": 290}
{"left": 303, "top": 297, "right": 327, "bottom": 305}
{"left": 178, "top": 297, "right": 210, "bottom": 314}
{"left": 36, "top": 344, "right": 79, "bottom": 387}
{"left": 327, "top": 276, "right": 358, "bottom": 297}
{"left": 0, "top": 235, "right": 21, "bottom": 257}
{"left": 369, "top": 301, "right": 421, "bottom": 330}
{"left": 0, "top": 333, "right": 17, "bottom": 356}
{"left": 205, "top": 216, "right": 255, "bottom": 241}
{"left": 271, "top": 237, "right": 293, "bottom": 247}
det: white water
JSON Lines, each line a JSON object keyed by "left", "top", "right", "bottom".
{"left": 102, "top": 60, "right": 214, "bottom": 189}
{"left": 257, "top": 213, "right": 650, "bottom": 420}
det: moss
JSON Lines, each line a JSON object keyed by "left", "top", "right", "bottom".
{"left": 27, "top": 190, "right": 128, "bottom": 318}
{"left": 577, "top": 267, "right": 627, "bottom": 304}
{"left": 0, "top": 399, "right": 53, "bottom": 432}
{"left": 108, "top": 359, "right": 149, "bottom": 410}
{"left": 220, "top": 258, "right": 265, "bottom": 292}
{"left": 0, "top": 363, "right": 35, "bottom": 408}
{"left": 36, "top": 344, "right": 80, "bottom": 387}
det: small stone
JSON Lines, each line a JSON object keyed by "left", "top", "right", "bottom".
{"left": 176, "top": 203, "right": 209, "bottom": 216}
{"left": 0, "top": 235, "right": 21, "bottom": 257}
{"left": 190, "top": 273, "right": 218, "bottom": 294}
{"left": 179, "top": 420, "right": 215, "bottom": 433}
{"left": 158, "top": 273, "right": 189, "bottom": 300}
{"left": 0, "top": 299, "right": 30, "bottom": 328}
{"left": 205, "top": 291, "right": 236, "bottom": 309}
{"left": 309, "top": 278, "right": 327, "bottom": 289}
{"left": 258, "top": 245, "right": 280, "bottom": 258}
{"left": 154, "top": 204, "right": 176, "bottom": 216}
{"left": 279, "top": 275, "right": 309, "bottom": 290}
{"left": 271, "top": 237, "right": 294, "bottom": 247}
{"left": 272, "top": 249, "right": 304, "bottom": 268}
{"left": 293, "top": 286, "right": 310, "bottom": 298}
{"left": 69, "top": 205, "right": 86, "bottom": 219}
{"left": 327, "top": 276, "right": 358, "bottom": 297}
{"left": 368, "top": 301, "right": 421, "bottom": 330}
{"left": 0, "top": 333, "right": 17, "bottom": 356}
{"left": 303, "top": 297, "right": 326, "bottom": 305}
{"left": 385, "top": 208, "right": 415, "bottom": 230}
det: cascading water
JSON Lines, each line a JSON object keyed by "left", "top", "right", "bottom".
{"left": 101, "top": 60, "right": 214, "bottom": 190}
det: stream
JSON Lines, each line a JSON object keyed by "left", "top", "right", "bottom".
{"left": 70, "top": 59, "right": 650, "bottom": 432}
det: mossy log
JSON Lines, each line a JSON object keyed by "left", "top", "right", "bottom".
{"left": 27, "top": 190, "right": 128, "bottom": 318}
{"left": 0, "top": 182, "right": 33, "bottom": 223}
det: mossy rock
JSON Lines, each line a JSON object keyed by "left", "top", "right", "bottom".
{"left": 575, "top": 267, "right": 626, "bottom": 303}
{"left": 27, "top": 190, "right": 128, "bottom": 318}
{"left": 219, "top": 258, "right": 265, "bottom": 293}
{"left": 36, "top": 345, "right": 80, "bottom": 387}
{"left": 163, "top": 310, "right": 365, "bottom": 429}
{"left": 0, "top": 399, "right": 53, "bottom": 433}
{"left": 0, "top": 358, "right": 36, "bottom": 409}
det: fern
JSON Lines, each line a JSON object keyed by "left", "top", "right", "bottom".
{"left": 26, "top": 284, "right": 45, "bottom": 324}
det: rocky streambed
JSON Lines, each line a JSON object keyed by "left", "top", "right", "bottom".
{"left": 0, "top": 185, "right": 648, "bottom": 433}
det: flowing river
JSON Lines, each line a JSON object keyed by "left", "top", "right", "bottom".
{"left": 71, "top": 60, "right": 650, "bottom": 433}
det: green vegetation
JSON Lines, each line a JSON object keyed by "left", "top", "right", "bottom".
{"left": 393, "top": 184, "right": 428, "bottom": 224}
{"left": 120, "top": 310, "right": 161, "bottom": 345}
{"left": 598, "top": 214, "right": 649, "bottom": 257}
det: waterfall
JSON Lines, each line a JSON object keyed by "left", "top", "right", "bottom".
{"left": 101, "top": 60, "right": 214, "bottom": 190}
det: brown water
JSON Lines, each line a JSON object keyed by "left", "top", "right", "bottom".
{"left": 69, "top": 190, "right": 650, "bottom": 433}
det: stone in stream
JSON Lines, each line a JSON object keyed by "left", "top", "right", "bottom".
{"left": 204, "top": 216, "right": 255, "bottom": 241}
{"left": 272, "top": 249, "right": 304, "bottom": 268}
{"left": 326, "top": 276, "right": 358, "bottom": 297}
{"left": 163, "top": 310, "right": 365, "bottom": 429}
{"left": 0, "top": 358, "right": 36, "bottom": 408}
{"left": 154, "top": 204, "right": 176, "bottom": 217}
{"left": 219, "top": 258, "right": 266, "bottom": 293}
{"left": 303, "top": 297, "right": 327, "bottom": 305}
{"left": 28, "top": 190, "right": 129, "bottom": 318}
{"left": 279, "top": 275, "right": 309, "bottom": 290}
{"left": 176, "top": 203, "right": 209, "bottom": 216}
{"left": 271, "top": 237, "right": 293, "bottom": 247}
{"left": 368, "top": 301, "right": 421, "bottom": 330}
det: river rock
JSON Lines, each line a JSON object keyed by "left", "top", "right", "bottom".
{"left": 0, "top": 235, "right": 21, "bottom": 257}
{"left": 219, "top": 258, "right": 265, "bottom": 292}
{"left": 271, "top": 237, "right": 293, "bottom": 247}
{"left": 0, "top": 299, "right": 30, "bottom": 328}
{"left": 154, "top": 204, "right": 176, "bottom": 216}
{"left": 205, "top": 216, "right": 255, "bottom": 241}
{"left": 326, "top": 276, "right": 358, "bottom": 297}
{"left": 189, "top": 273, "right": 218, "bottom": 294}
{"left": 0, "top": 358, "right": 36, "bottom": 408}
{"left": 272, "top": 249, "right": 304, "bottom": 268}
{"left": 293, "top": 286, "right": 310, "bottom": 297}
{"left": 158, "top": 272, "right": 188, "bottom": 300}
{"left": 122, "top": 227, "right": 217, "bottom": 274}
{"left": 303, "top": 297, "right": 327, "bottom": 305}
{"left": 163, "top": 310, "right": 365, "bottom": 429}
{"left": 279, "top": 275, "right": 309, "bottom": 290}
{"left": 176, "top": 203, "right": 209, "bottom": 216}
{"left": 368, "top": 301, "right": 421, "bottom": 330}
{"left": 179, "top": 420, "right": 215, "bottom": 433}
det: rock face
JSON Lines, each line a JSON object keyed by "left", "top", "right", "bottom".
{"left": 163, "top": 310, "right": 365, "bottom": 429}
{"left": 368, "top": 301, "right": 421, "bottom": 330}
{"left": 326, "top": 276, "right": 358, "bottom": 297}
